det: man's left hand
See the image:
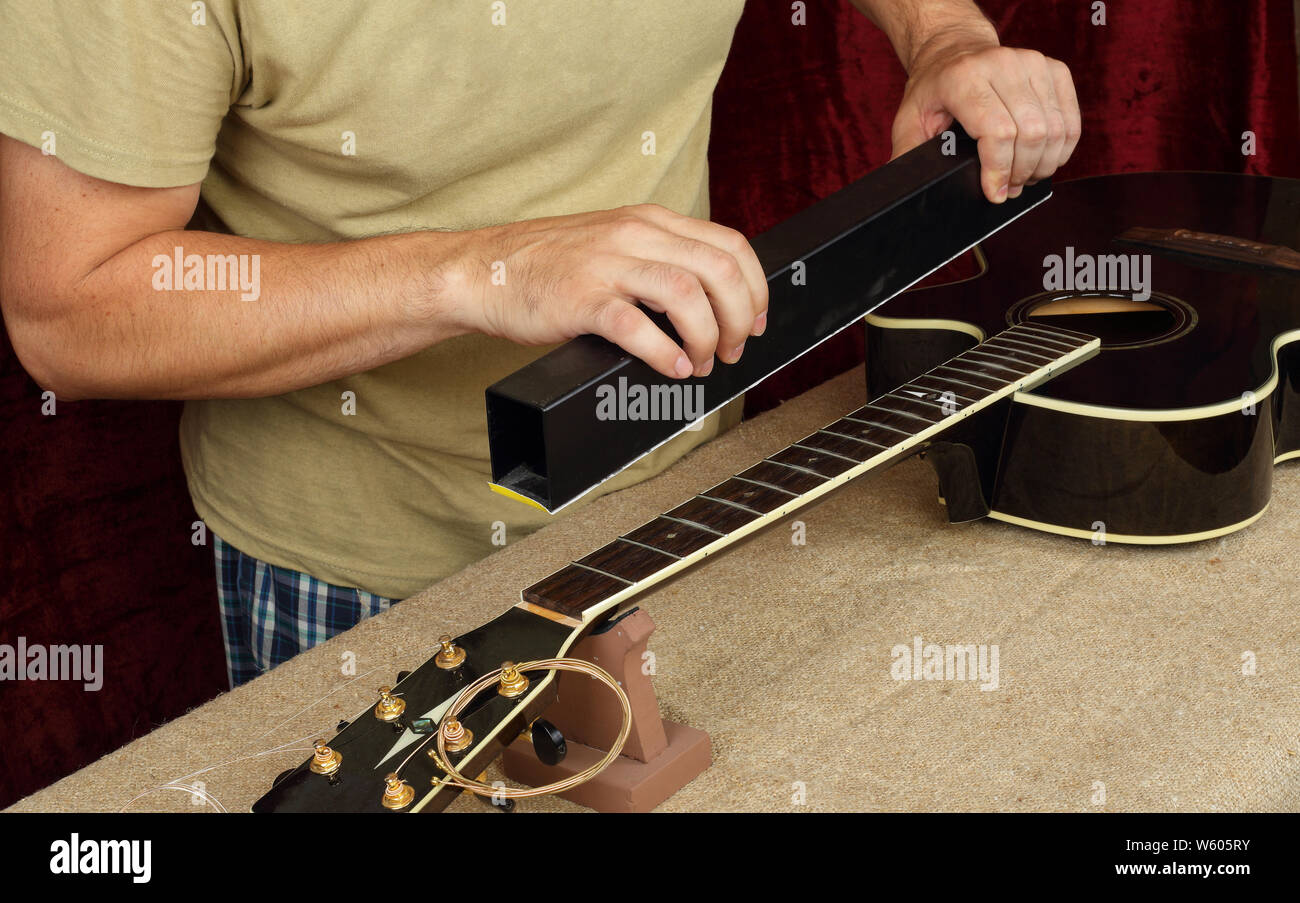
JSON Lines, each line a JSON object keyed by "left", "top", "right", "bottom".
{"left": 890, "top": 38, "right": 1081, "bottom": 204}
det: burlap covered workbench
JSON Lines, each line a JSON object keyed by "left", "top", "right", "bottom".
{"left": 12, "top": 367, "right": 1300, "bottom": 812}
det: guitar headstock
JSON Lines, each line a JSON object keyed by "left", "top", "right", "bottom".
{"left": 252, "top": 605, "right": 580, "bottom": 813}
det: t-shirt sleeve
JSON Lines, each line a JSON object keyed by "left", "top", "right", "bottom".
{"left": 0, "top": 0, "right": 241, "bottom": 187}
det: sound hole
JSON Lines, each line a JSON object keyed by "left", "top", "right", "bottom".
{"left": 1013, "top": 291, "right": 1193, "bottom": 349}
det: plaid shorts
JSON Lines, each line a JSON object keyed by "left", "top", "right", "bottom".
{"left": 213, "top": 533, "right": 400, "bottom": 687}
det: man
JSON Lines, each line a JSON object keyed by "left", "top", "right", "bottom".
{"left": 0, "top": 1, "right": 1079, "bottom": 686}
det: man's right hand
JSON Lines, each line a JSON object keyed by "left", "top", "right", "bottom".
{"left": 446, "top": 204, "right": 770, "bottom": 379}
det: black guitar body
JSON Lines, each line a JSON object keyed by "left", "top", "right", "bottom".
{"left": 866, "top": 172, "right": 1300, "bottom": 543}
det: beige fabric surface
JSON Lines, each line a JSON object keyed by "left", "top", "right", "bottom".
{"left": 11, "top": 366, "right": 1300, "bottom": 813}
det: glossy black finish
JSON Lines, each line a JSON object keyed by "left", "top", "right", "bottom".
{"left": 486, "top": 127, "right": 1051, "bottom": 511}
{"left": 251, "top": 606, "right": 578, "bottom": 813}
{"left": 995, "top": 399, "right": 1274, "bottom": 536}
{"left": 530, "top": 718, "right": 567, "bottom": 767}
{"left": 1274, "top": 341, "right": 1300, "bottom": 454}
{"left": 867, "top": 173, "right": 1300, "bottom": 539}
{"left": 923, "top": 441, "right": 992, "bottom": 522}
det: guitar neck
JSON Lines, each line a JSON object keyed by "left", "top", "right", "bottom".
{"left": 517, "top": 322, "right": 1100, "bottom": 626}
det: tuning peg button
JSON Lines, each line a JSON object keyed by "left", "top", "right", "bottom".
{"left": 530, "top": 719, "right": 567, "bottom": 766}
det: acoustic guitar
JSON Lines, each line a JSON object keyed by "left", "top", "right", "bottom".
{"left": 253, "top": 171, "right": 1297, "bottom": 812}
{"left": 866, "top": 171, "right": 1300, "bottom": 543}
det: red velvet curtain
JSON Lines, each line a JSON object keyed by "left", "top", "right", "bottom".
{"left": 2, "top": 0, "right": 1297, "bottom": 807}
{"left": 712, "top": 0, "right": 1300, "bottom": 413}
{"left": 0, "top": 375, "right": 228, "bottom": 807}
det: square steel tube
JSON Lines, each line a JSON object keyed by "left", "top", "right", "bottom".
{"left": 485, "top": 129, "right": 1050, "bottom": 512}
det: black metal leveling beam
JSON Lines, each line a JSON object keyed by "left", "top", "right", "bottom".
{"left": 485, "top": 128, "right": 1050, "bottom": 512}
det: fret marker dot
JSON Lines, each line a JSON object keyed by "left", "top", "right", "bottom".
{"left": 666, "top": 532, "right": 677, "bottom": 539}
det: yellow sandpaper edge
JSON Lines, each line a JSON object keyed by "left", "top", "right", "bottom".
{"left": 488, "top": 482, "right": 551, "bottom": 513}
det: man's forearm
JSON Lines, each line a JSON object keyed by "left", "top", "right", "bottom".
{"left": 849, "top": 0, "right": 998, "bottom": 72}
{"left": 1, "top": 131, "right": 763, "bottom": 398}
{"left": 23, "top": 228, "right": 469, "bottom": 401}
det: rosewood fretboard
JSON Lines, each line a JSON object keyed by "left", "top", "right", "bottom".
{"left": 520, "top": 322, "right": 1100, "bottom": 622}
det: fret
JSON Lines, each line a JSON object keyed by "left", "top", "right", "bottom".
{"left": 982, "top": 336, "right": 1057, "bottom": 363}
{"left": 576, "top": 539, "right": 680, "bottom": 581}
{"left": 703, "top": 476, "right": 798, "bottom": 514}
{"left": 736, "top": 460, "right": 828, "bottom": 494}
{"left": 843, "top": 407, "right": 925, "bottom": 436}
{"left": 1006, "top": 327, "right": 1096, "bottom": 364}
{"left": 906, "top": 376, "right": 988, "bottom": 404}
{"left": 523, "top": 564, "right": 628, "bottom": 618}
{"left": 796, "top": 429, "right": 881, "bottom": 461}
{"left": 698, "top": 490, "right": 765, "bottom": 516}
{"left": 823, "top": 417, "right": 897, "bottom": 449}
{"left": 1011, "top": 323, "right": 1093, "bottom": 351}
{"left": 621, "top": 516, "right": 720, "bottom": 557}
{"left": 939, "top": 357, "right": 1028, "bottom": 383}
{"left": 1001, "top": 330, "right": 1075, "bottom": 355}
{"left": 885, "top": 389, "right": 948, "bottom": 410}
{"left": 614, "top": 535, "right": 683, "bottom": 560}
{"left": 1015, "top": 321, "right": 1094, "bottom": 344}
{"left": 930, "top": 365, "right": 1007, "bottom": 392}
{"left": 570, "top": 560, "right": 635, "bottom": 584}
{"left": 863, "top": 400, "right": 937, "bottom": 424}
{"left": 661, "top": 512, "right": 728, "bottom": 536}
{"left": 791, "top": 441, "right": 864, "bottom": 466}
{"left": 767, "top": 445, "right": 858, "bottom": 478}
{"left": 958, "top": 349, "right": 1039, "bottom": 377}
{"left": 732, "top": 473, "right": 802, "bottom": 498}
{"left": 969, "top": 344, "right": 1056, "bottom": 369}
{"left": 878, "top": 392, "right": 949, "bottom": 420}
{"left": 666, "top": 496, "right": 760, "bottom": 533}
{"left": 820, "top": 425, "right": 890, "bottom": 448}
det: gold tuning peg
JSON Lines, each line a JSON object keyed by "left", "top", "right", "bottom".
{"left": 439, "top": 718, "right": 473, "bottom": 753}
{"left": 497, "top": 661, "right": 530, "bottom": 698}
{"left": 308, "top": 739, "right": 342, "bottom": 775}
{"left": 374, "top": 686, "right": 406, "bottom": 722}
{"left": 380, "top": 773, "right": 415, "bottom": 810}
{"left": 434, "top": 634, "right": 466, "bottom": 670}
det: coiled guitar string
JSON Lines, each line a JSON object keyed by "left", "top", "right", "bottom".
{"left": 415, "top": 658, "right": 632, "bottom": 800}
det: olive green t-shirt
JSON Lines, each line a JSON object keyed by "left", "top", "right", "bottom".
{"left": 0, "top": 0, "right": 746, "bottom": 598}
